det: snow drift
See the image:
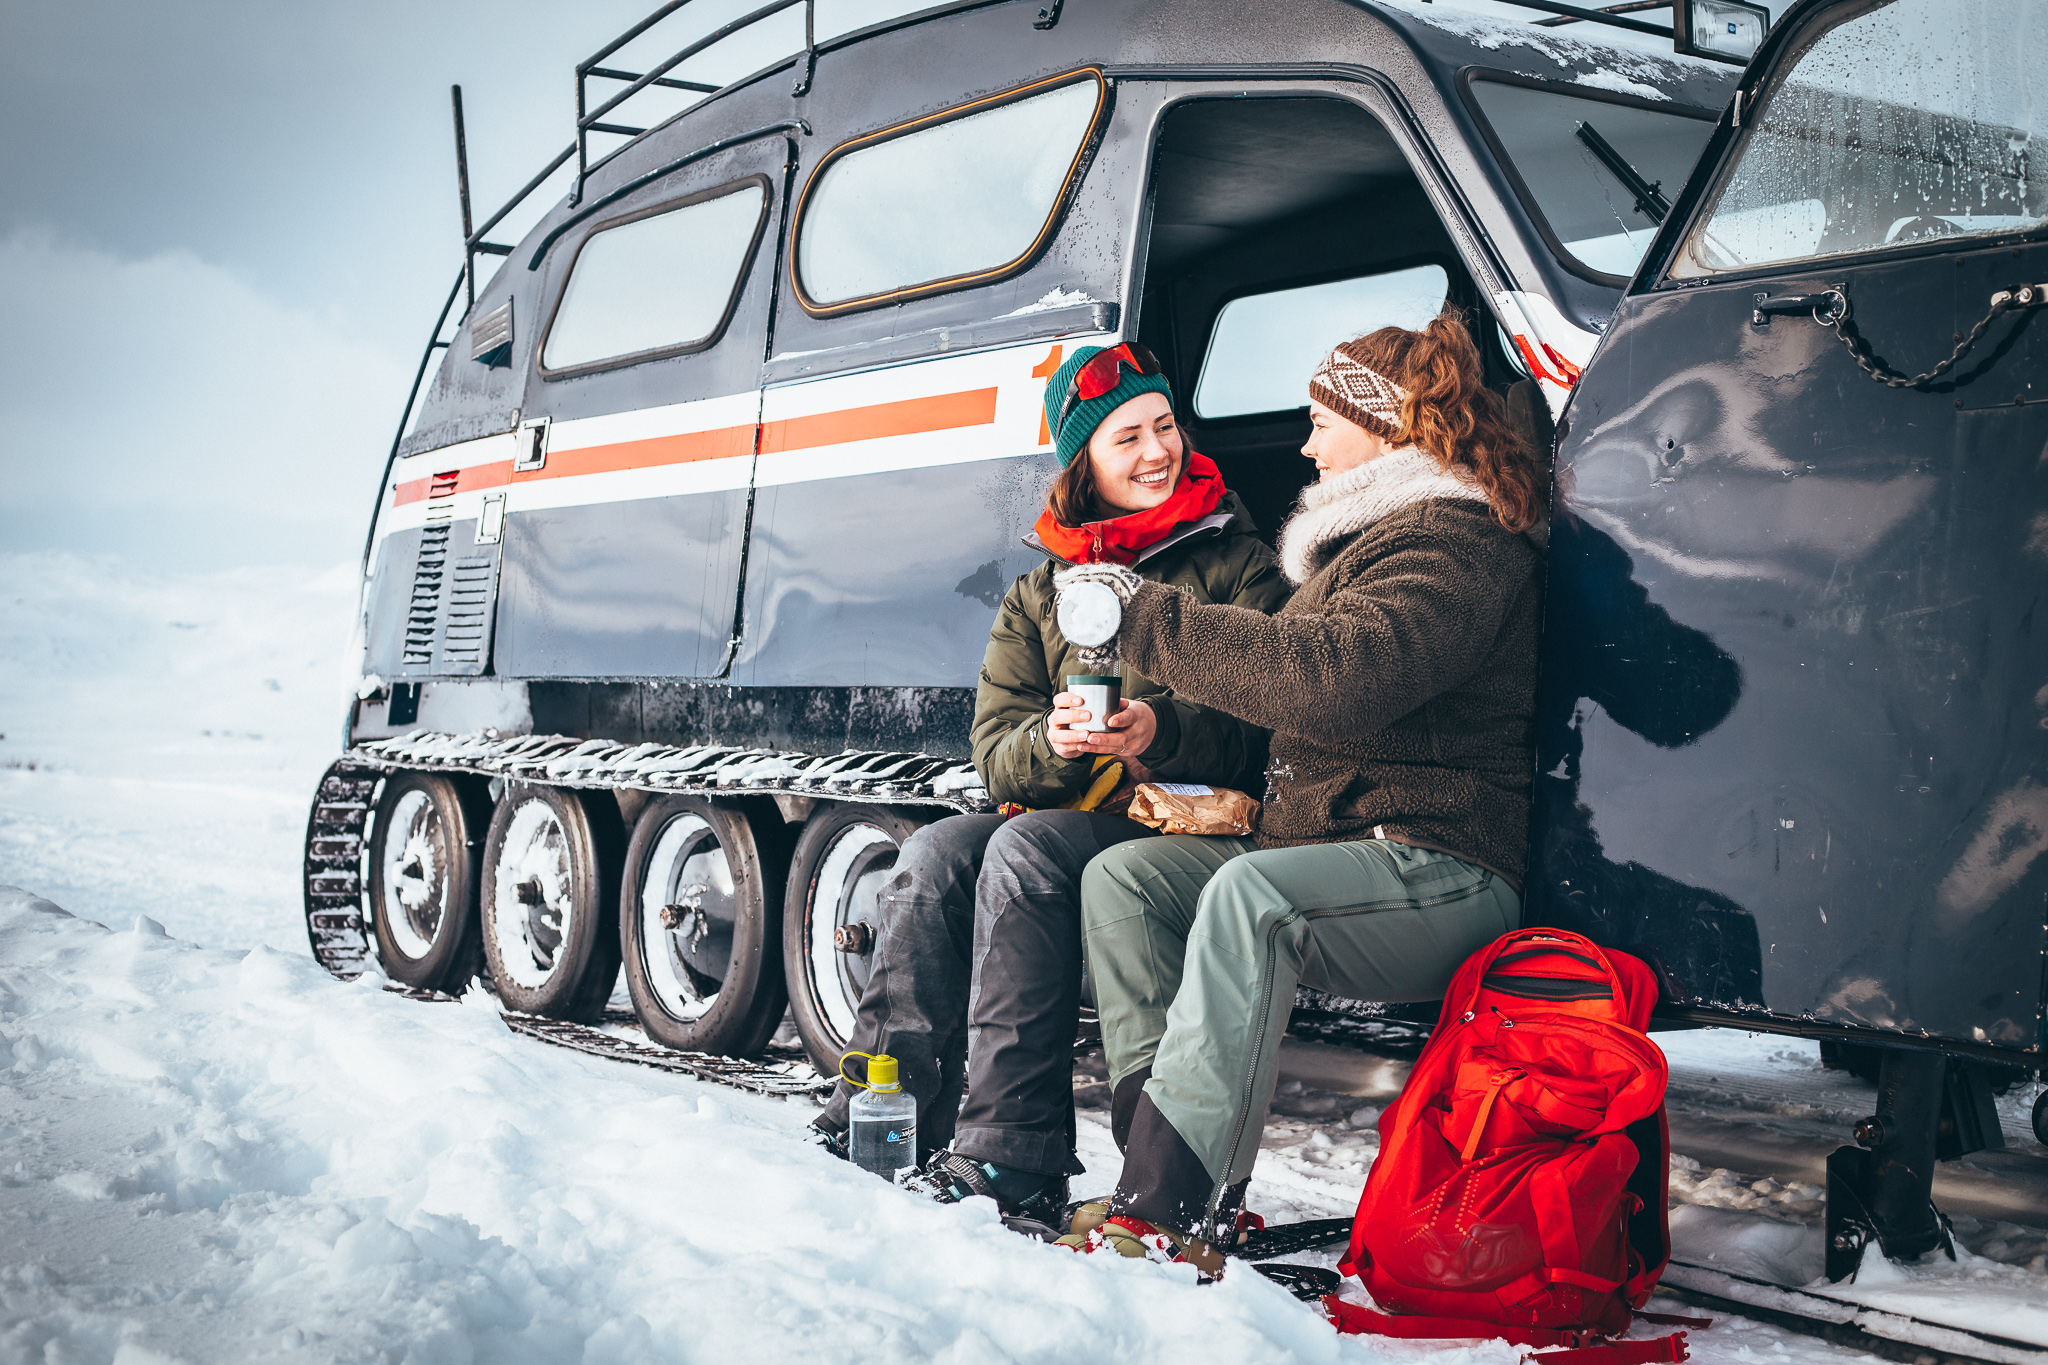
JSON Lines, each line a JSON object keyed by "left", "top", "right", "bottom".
{"left": 0, "top": 885, "right": 1378, "bottom": 1365}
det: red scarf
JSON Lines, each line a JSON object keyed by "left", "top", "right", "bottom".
{"left": 1033, "top": 452, "right": 1227, "bottom": 565}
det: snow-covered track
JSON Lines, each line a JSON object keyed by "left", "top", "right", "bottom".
{"left": 380, "top": 986, "right": 837, "bottom": 1097}
{"left": 498, "top": 1011, "right": 834, "bottom": 1098}
{"left": 353, "top": 731, "right": 990, "bottom": 810}
{"left": 303, "top": 758, "right": 381, "bottom": 976}
{"left": 1660, "top": 1262, "right": 2048, "bottom": 1365}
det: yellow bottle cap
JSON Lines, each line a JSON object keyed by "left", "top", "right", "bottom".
{"left": 839, "top": 1049, "right": 902, "bottom": 1092}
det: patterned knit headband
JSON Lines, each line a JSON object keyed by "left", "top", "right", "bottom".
{"left": 1310, "top": 345, "right": 1408, "bottom": 432}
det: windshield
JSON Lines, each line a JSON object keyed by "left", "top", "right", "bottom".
{"left": 1468, "top": 78, "right": 1717, "bottom": 280}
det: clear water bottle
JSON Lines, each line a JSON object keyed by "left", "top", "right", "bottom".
{"left": 846, "top": 1051, "right": 917, "bottom": 1182}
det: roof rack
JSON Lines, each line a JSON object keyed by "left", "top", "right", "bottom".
{"left": 1478, "top": 0, "right": 1675, "bottom": 38}
{"left": 1528, "top": 0, "right": 1672, "bottom": 29}
{"left": 572, "top": 0, "right": 817, "bottom": 206}
{"left": 375, "top": 0, "right": 825, "bottom": 523}
{"left": 445, "top": 0, "right": 820, "bottom": 318}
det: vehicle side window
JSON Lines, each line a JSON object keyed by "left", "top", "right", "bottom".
{"left": 540, "top": 179, "right": 769, "bottom": 376}
{"left": 1670, "top": 0, "right": 2044, "bottom": 279}
{"left": 793, "top": 72, "right": 1106, "bottom": 315}
{"left": 1193, "top": 264, "right": 1450, "bottom": 420}
{"left": 1467, "top": 77, "right": 1717, "bottom": 282}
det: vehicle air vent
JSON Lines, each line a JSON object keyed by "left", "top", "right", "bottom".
{"left": 402, "top": 521, "right": 452, "bottom": 666}
{"left": 438, "top": 554, "right": 495, "bottom": 666}
{"left": 471, "top": 299, "right": 513, "bottom": 367}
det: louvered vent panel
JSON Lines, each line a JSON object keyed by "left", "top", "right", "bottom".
{"left": 402, "top": 521, "right": 452, "bottom": 666}
{"left": 438, "top": 555, "right": 496, "bottom": 666}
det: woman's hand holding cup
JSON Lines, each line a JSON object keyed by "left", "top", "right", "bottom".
{"left": 1047, "top": 693, "right": 1157, "bottom": 762}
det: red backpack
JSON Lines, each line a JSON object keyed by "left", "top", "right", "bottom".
{"left": 1326, "top": 929, "right": 1703, "bottom": 1364}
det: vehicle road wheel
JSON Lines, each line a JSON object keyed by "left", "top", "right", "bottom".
{"left": 480, "top": 784, "right": 623, "bottom": 1021}
{"left": 783, "top": 803, "right": 933, "bottom": 1074}
{"left": 367, "top": 772, "right": 487, "bottom": 992}
{"left": 620, "top": 796, "right": 791, "bottom": 1057}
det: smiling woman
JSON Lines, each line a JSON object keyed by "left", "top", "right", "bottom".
{"left": 801, "top": 342, "right": 1289, "bottom": 1218}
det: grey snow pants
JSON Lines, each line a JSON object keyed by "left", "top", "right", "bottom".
{"left": 1082, "top": 833, "right": 1521, "bottom": 1237}
{"left": 817, "top": 808, "right": 1154, "bottom": 1177}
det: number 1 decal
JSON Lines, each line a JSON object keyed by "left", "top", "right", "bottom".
{"left": 1031, "top": 345, "right": 1064, "bottom": 448}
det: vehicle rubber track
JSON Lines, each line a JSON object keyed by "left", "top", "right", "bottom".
{"left": 352, "top": 730, "right": 991, "bottom": 810}
{"left": 1659, "top": 1262, "right": 2047, "bottom": 1365}
{"left": 499, "top": 1008, "right": 834, "bottom": 1099}
{"left": 303, "top": 757, "right": 381, "bottom": 977}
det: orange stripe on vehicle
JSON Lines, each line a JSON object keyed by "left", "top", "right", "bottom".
{"left": 759, "top": 388, "right": 998, "bottom": 454}
{"left": 393, "top": 460, "right": 515, "bottom": 506}
{"left": 512, "top": 425, "right": 757, "bottom": 483}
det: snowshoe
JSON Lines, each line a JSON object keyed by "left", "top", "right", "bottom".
{"left": 808, "top": 1123, "right": 850, "bottom": 1162}
{"left": 1057, "top": 1213, "right": 1227, "bottom": 1276}
{"left": 1251, "top": 1263, "right": 1343, "bottom": 1302}
{"left": 1061, "top": 1199, "right": 1273, "bottom": 1251}
{"left": 1235, "top": 1215, "right": 1350, "bottom": 1260}
{"left": 903, "top": 1152, "right": 1070, "bottom": 1238}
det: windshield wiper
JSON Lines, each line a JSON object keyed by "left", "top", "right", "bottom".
{"left": 1575, "top": 120, "right": 1672, "bottom": 223}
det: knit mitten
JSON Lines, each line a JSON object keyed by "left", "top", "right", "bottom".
{"left": 1052, "top": 563, "right": 1143, "bottom": 673}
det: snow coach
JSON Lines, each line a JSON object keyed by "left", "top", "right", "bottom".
{"left": 305, "top": 0, "right": 2045, "bottom": 1313}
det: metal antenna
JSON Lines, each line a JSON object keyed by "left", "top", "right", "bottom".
{"left": 452, "top": 85, "right": 476, "bottom": 310}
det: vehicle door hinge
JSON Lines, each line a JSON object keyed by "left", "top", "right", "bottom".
{"left": 1034, "top": 0, "right": 1063, "bottom": 29}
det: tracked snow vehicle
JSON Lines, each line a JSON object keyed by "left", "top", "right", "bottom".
{"left": 305, "top": 0, "right": 2045, "bottom": 1307}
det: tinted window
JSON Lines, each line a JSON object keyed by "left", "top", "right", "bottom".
{"left": 1469, "top": 80, "right": 1716, "bottom": 279}
{"left": 541, "top": 181, "right": 768, "bottom": 373}
{"left": 1672, "top": 0, "right": 2045, "bottom": 278}
{"left": 1194, "top": 265, "right": 1450, "bottom": 419}
{"left": 795, "top": 76, "right": 1103, "bottom": 311}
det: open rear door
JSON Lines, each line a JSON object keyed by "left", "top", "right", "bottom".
{"left": 1531, "top": 0, "right": 2048, "bottom": 1054}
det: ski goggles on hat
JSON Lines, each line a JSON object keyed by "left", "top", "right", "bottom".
{"left": 1055, "top": 342, "right": 1164, "bottom": 437}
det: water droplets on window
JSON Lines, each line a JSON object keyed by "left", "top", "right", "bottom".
{"left": 1673, "top": 0, "right": 2045, "bottom": 278}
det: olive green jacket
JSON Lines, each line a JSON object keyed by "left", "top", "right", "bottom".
{"left": 972, "top": 492, "right": 1291, "bottom": 808}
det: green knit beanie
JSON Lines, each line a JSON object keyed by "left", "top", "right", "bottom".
{"left": 1044, "top": 345, "right": 1176, "bottom": 469}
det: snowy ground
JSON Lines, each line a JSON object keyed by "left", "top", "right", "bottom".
{"left": 2, "top": 551, "right": 2043, "bottom": 1363}
{"left": 0, "top": 553, "right": 355, "bottom": 953}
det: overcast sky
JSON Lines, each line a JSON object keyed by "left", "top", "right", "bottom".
{"left": 0, "top": 0, "right": 919, "bottom": 570}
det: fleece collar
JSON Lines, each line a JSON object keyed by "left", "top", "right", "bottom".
{"left": 1276, "top": 448, "right": 1490, "bottom": 584}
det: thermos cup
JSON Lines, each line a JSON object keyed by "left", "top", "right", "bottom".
{"left": 1066, "top": 675, "right": 1122, "bottom": 733}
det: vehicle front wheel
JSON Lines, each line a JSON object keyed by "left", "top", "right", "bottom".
{"left": 619, "top": 796, "right": 790, "bottom": 1057}
{"left": 480, "top": 784, "right": 623, "bottom": 1021}
{"left": 367, "top": 771, "right": 488, "bottom": 992}
{"left": 782, "top": 803, "right": 932, "bottom": 1074}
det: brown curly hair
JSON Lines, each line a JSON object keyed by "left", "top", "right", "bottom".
{"left": 1335, "top": 309, "right": 1548, "bottom": 534}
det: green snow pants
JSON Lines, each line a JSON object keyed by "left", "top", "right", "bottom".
{"left": 1081, "top": 834, "right": 1520, "bottom": 1211}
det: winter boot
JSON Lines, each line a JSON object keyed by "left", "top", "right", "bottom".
{"left": 1056, "top": 1214, "right": 1226, "bottom": 1277}
{"left": 1066, "top": 1199, "right": 1111, "bottom": 1239}
{"left": 903, "top": 1151, "right": 1070, "bottom": 1236}
{"left": 1065, "top": 1198, "right": 1260, "bottom": 1243}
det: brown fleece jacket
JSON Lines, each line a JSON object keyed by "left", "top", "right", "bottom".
{"left": 1116, "top": 456, "right": 1542, "bottom": 886}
